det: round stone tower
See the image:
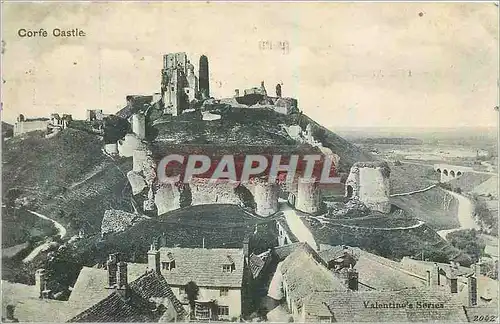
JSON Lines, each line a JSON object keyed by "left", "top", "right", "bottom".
{"left": 252, "top": 177, "right": 279, "bottom": 217}
{"left": 131, "top": 113, "right": 146, "bottom": 139}
{"left": 345, "top": 161, "right": 391, "bottom": 213}
{"left": 296, "top": 177, "right": 322, "bottom": 214}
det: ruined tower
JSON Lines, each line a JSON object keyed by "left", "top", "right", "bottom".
{"left": 345, "top": 161, "right": 391, "bottom": 213}
{"left": 252, "top": 177, "right": 279, "bottom": 217}
{"left": 295, "top": 177, "right": 322, "bottom": 214}
{"left": 161, "top": 52, "right": 189, "bottom": 116}
{"left": 199, "top": 55, "right": 210, "bottom": 98}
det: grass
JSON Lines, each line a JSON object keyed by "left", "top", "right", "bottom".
{"left": 390, "top": 187, "right": 460, "bottom": 230}
{"left": 2, "top": 128, "right": 134, "bottom": 236}
{"left": 390, "top": 163, "right": 439, "bottom": 194}
{"left": 448, "top": 173, "right": 493, "bottom": 193}
{"left": 307, "top": 218, "right": 470, "bottom": 265}
{"left": 2, "top": 207, "right": 57, "bottom": 248}
{"left": 30, "top": 204, "right": 277, "bottom": 291}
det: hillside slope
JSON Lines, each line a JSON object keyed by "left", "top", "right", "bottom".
{"left": 2, "top": 129, "right": 134, "bottom": 236}
{"left": 151, "top": 108, "right": 373, "bottom": 173}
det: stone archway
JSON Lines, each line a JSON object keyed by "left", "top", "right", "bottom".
{"left": 450, "top": 170, "right": 455, "bottom": 177}
{"left": 288, "top": 193, "right": 296, "bottom": 207}
{"left": 443, "top": 170, "right": 448, "bottom": 176}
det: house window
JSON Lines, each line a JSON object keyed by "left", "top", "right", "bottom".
{"left": 178, "top": 287, "right": 185, "bottom": 295}
{"left": 319, "top": 316, "right": 332, "bottom": 323}
{"left": 222, "top": 264, "right": 235, "bottom": 273}
{"left": 195, "top": 304, "right": 211, "bottom": 320}
{"left": 218, "top": 306, "right": 229, "bottom": 316}
{"left": 220, "top": 288, "right": 229, "bottom": 297}
{"left": 162, "top": 261, "right": 175, "bottom": 270}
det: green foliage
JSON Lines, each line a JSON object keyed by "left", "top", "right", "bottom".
{"left": 103, "top": 115, "right": 130, "bottom": 143}
{"left": 446, "top": 229, "right": 485, "bottom": 263}
{"left": 185, "top": 281, "right": 199, "bottom": 310}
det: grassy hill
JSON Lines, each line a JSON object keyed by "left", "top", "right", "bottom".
{"left": 391, "top": 187, "right": 460, "bottom": 230}
{"left": 2, "top": 129, "right": 134, "bottom": 235}
{"left": 151, "top": 109, "right": 373, "bottom": 174}
{"left": 2, "top": 121, "right": 13, "bottom": 138}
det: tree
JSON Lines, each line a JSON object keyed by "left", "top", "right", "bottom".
{"left": 185, "top": 281, "right": 199, "bottom": 315}
{"left": 447, "top": 229, "right": 485, "bottom": 263}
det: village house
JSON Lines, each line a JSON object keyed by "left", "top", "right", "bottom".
{"left": 261, "top": 242, "right": 496, "bottom": 322}
{"left": 147, "top": 244, "right": 246, "bottom": 321}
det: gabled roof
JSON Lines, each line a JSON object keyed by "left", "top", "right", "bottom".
{"left": 320, "top": 246, "right": 427, "bottom": 290}
{"left": 128, "top": 270, "right": 186, "bottom": 318}
{"left": 305, "top": 287, "right": 468, "bottom": 322}
{"left": 68, "top": 290, "right": 157, "bottom": 322}
{"left": 158, "top": 247, "right": 245, "bottom": 287}
{"left": 273, "top": 242, "right": 316, "bottom": 262}
{"left": 278, "top": 247, "right": 346, "bottom": 308}
{"left": 248, "top": 250, "right": 271, "bottom": 279}
{"left": 68, "top": 269, "right": 186, "bottom": 322}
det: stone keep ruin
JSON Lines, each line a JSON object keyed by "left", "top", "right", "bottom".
{"left": 345, "top": 161, "right": 391, "bottom": 213}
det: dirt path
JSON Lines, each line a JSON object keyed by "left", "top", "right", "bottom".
{"left": 437, "top": 190, "right": 479, "bottom": 240}
{"left": 280, "top": 202, "right": 319, "bottom": 250}
{"left": 22, "top": 210, "right": 67, "bottom": 263}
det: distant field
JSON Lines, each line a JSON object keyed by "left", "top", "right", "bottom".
{"left": 390, "top": 163, "right": 439, "bottom": 194}
{"left": 2, "top": 207, "right": 57, "bottom": 248}
{"left": 391, "top": 187, "right": 460, "bottom": 230}
{"left": 448, "top": 173, "right": 494, "bottom": 193}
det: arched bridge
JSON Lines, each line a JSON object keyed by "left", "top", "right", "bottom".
{"left": 433, "top": 164, "right": 473, "bottom": 183}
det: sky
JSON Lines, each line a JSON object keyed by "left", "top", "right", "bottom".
{"left": 2, "top": 2, "right": 499, "bottom": 128}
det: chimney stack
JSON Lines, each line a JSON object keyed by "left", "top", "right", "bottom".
{"left": 148, "top": 243, "right": 161, "bottom": 273}
{"left": 234, "top": 89, "right": 240, "bottom": 97}
{"left": 4, "top": 305, "right": 17, "bottom": 322}
{"left": 347, "top": 265, "right": 359, "bottom": 291}
{"left": 430, "top": 263, "right": 441, "bottom": 286}
{"left": 449, "top": 262, "right": 458, "bottom": 293}
{"left": 107, "top": 253, "right": 118, "bottom": 288}
{"left": 117, "top": 261, "right": 128, "bottom": 289}
{"left": 468, "top": 275, "right": 478, "bottom": 306}
{"left": 35, "top": 269, "right": 47, "bottom": 299}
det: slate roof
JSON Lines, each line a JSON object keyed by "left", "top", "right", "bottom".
{"left": 2, "top": 280, "right": 81, "bottom": 322}
{"left": 248, "top": 250, "right": 271, "bottom": 279}
{"left": 69, "top": 270, "right": 186, "bottom": 322}
{"left": 320, "top": 246, "right": 427, "bottom": 291}
{"left": 273, "top": 242, "right": 310, "bottom": 263}
{"left": 68, "top": 290, "right": 157, "bottom": 322}
{"left": 158, "top": 247, "right": 245, "bottom": 287}
{"left": 278, "top": 247, "right": 346, "bottom": 308}
{"left": 68, "top": 264, "right": 186, "bottom": 322}
{"left": 305, "top": 288, "right": 468, "bottom": 322}
{"left": 128, "top": 270, "right": 186, "bottom": 318}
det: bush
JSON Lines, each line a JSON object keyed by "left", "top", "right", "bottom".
{"left": 446, "top": 229, "right": 485, "bottom": 263}
{"left": 394, "top": 160, "right": 402, "bottom": 166}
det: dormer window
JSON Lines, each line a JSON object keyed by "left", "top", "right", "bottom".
{"left": 162, "top": 260, "right": 175, "bottom": 270}
{"left": 162, "top": 252, "right": 176, "bottom": 271}
{"left": 222, "top": 255, "right": 236, "bottom": 273}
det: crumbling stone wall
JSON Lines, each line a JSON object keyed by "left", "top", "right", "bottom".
{"left": 345, "top": 161, "right": 391, "bottom": 213}
{"left": 101, "top": 209, "right": 140, "bottom": 236}
{"left": 154, "top": 183, "right": 181, "bottom": 215}
{"left": 117, "top": 133, "right": 146, "bottom": 157}
{"left": 131, "top": 113, "right": 146, "bottom": 139}
{"left": 189, "top": 178, "right": 241, "bottom": 206}
{"left": 127, "top": 170, "right": 148, "bottom": 195}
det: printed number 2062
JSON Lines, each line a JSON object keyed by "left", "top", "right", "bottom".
{"left": 473, "top": 315, "right": 498, "bottom": 322}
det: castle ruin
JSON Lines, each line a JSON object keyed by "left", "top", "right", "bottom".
{"left": 345, "top": 161, "right": 391, "bottom": 213}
